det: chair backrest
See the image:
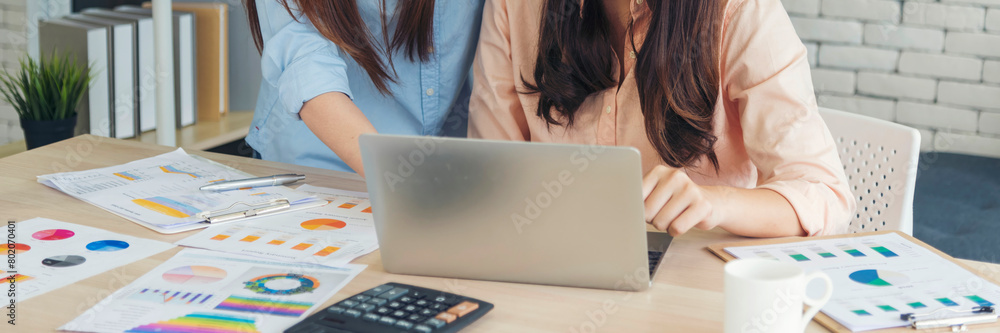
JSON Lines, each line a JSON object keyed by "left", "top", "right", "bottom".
{"left": 818, "top": 107, "right": 920, "bottom": 235}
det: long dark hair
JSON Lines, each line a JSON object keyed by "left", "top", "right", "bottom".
{"left": 245, "top": 0, "right": 435, "bottom": 94}
{"left": 523, "top": 0, "right": 722, "bottom": 169}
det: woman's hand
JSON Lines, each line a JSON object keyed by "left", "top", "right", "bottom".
{"left": 642, "top": 165, "right": 724, "bottom": 236}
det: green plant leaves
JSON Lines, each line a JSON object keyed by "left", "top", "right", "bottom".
{"left": 0, "top": 52, "right": 94, "bottom": 121}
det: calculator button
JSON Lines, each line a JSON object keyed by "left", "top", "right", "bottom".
{"left": 415, "top": 300, "right": 430, "bottom": 307}
{"left": 395, "top": 320, "right": 414, "bottom": 330}
{"left": 414, "top": 325, "right": 433, "bottom": 333}
{"left": 362, "top": 313, "right": 380, "bottom": 322}
{"left": 343, "top": 309, "right": 362, "bottom": 318}
{"left": 407, "top": 314, "right": 426, "bottom": 322}
{"left": 404, "top": 305, "right": 419, "bottom": 312}
{"left": 378, "top": 316, "right": 398, "bottom": 326}
{"left": 430, "top": 303, "right": 448, "bottom": 311}
{"left": 409, "top": 291, "right": 428, "bottom": 299}
{"left": 381, "top": 288, "right": 410, "bottom": 300}
{"left": 392, "top": 310, "right": 409, "bottom": 318}
{"left": 362, "top": 284, "right": 394, "bottom": 296}
{"left": 351, "top": 295, "right": 372, "bottom": 302}
{"left": 425, "top": 318, "right": 447, "bottom": 329}
{"left": 388, "top": 301, "right": 404, "bottom": 309}
{"left": 366, "top": 297, "right": 387, "bottom": 306}
{"left": 376, "top": 306, "right": 393, "bottom": 315}
{"left": 447, "top": 301, "right": 480, "bottom": 317}
{"left": 325, "top": 306, "right": 345, "bottom": 314}
{"left": 419, "top": 308, "right": 437, "bottom": 316}
{"left": 399, "top": 296, "right": 415, "bottom": 303}
{"left": 434, "top": 312, "right": 457, "bottom": 324}
{"left": 339, "top": 300, "right": 360, "bottom": 308}
{"left": 356, "top": 303, "right": 376, "bottom": 312}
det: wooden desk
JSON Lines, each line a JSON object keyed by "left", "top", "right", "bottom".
{"left": 4, "top": 136, "right": 999, "bottom": 332}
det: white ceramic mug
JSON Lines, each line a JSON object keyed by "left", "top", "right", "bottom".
{"left": 724, "top": 258, "right": 833, "bottom": 333}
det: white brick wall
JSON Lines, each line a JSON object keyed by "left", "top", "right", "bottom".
{"left": 822, "top": 0, "right": 902, "bottom": 23}
{"left": 788, "top": 0, "right": 1000, "bottom": 158}
{"left": 0, "top": 0, "right": 27, "bottom": 145}
{"left": 903, "top": 2, "right": 986, "bottom": 31}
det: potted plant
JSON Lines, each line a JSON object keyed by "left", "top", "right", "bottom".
{"left": 0, "top": 52, "right": 93, "bottom": 149}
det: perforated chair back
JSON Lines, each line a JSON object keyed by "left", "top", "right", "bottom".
{"left": 818, "top": 108, "right": 920, "bottom": 235}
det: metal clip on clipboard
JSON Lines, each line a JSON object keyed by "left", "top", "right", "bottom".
{"left": 901, "top": 306, "right": 997, "bottom": 331}
{"left": 196, "top": 199, "right": 292, "bottom": 224}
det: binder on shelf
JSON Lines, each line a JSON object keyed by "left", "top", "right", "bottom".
{"left": 38, "top": 19, "right": 113, "bottom": 138}
{"left": 64, "top": 14, "right": 137, "bottom": 139}
{"left": 143, "top": 1, "right": 229, "bottom": 121}
{"left": 114, "top": 5, "right": 197, "bottom": 128}
{"left": 80, "top": 8, "right": 158, "bottom": 132}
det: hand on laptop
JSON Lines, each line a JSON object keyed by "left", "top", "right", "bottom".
{"left": 642, "top": 165, "right": 722, "bottom": 236}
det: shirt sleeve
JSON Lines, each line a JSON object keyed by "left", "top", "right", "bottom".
{"left": 468, "top": 0, "right": 531, "bottom": 140}
{"left": 260, "top": 7, "right": 353, "bottom": 116}
{"left": 721, "top": 0, "right": 856, "bottom": 236}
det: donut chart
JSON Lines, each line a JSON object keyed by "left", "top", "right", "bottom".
{"left": 244, "top": 274, "right": 320, "bottom": 295}
{"left": 300, "top": 219, "right": 347, "bottom": 231}
{"left": 32, "top": 229, "right": 75, "bottom": 241}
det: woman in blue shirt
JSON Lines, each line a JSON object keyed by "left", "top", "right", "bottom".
{"left": 244, "top": 0, "right": 484, "bottom": 176}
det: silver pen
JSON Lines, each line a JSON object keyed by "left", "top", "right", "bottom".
{"left": 199, "top": 174, "right": 306, "bottom": 191}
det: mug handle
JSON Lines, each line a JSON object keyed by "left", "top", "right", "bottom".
{"left": 800, "top": 271, "right": 834, "bottom": 332}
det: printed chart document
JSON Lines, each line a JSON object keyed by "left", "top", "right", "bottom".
{"left": 177, "top": 185, "right": 378, "bottom": 267}
{"left": 61, "top": 248, "right": 365, "bottom": 333}
{"left": 2, "top": 217, "right": 174, "bottom": 303}
{"left": 724, "top": 233, "right": 1000, "bottom": 331}
{"left": 37, "top": 149, "right": 323, "bottom": 233}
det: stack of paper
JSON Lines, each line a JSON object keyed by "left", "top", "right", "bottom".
{"left": 37, "top": 149, "right": 323, "bottom": 233}
{"left": 178, "top": 185, "right": 379, "bottom": 267}
{"left": 724, "top": 233, "right": 1000, "bottom": 331}
{"left": 60, "top": 248, "right": 365, "bottom": 333}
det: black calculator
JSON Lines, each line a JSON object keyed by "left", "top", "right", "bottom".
{"left": 285, "top": 282, "right": 494, "bottom": 333}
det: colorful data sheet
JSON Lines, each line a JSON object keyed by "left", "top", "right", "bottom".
{"left": 2, "top": 218, "right": 174, "bottom": 303}
{"left": 724, "top": 233, "right": 1000, "bottom": 331}
{"left": 60, "top": 248, "right": 365, "bottom": 333}
{"left": 37, "top": 149, "right": 322, "bottom": 232}
{"left": 177, "top": 185, "right": 378, "bottom": 267}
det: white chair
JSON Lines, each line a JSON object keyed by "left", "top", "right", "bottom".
{"left": 818, "top": 107, "right": 920, "bottom": 235}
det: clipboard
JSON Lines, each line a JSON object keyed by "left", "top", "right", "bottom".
{"left": 707, "top": 231, "right": 1000, "bottom": 333}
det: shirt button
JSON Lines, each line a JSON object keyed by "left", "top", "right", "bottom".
{"left": 426, "top": 88, "right": 435, "bottom": 96}
{"left": 428, "top": 46, "right": 434, "bottom": 53}
{"left": 637, "top": 0, "right": 643, "bottom": 4}
{"left": 605, "top": 106, "right": 612, "bottom": 114}
{"left": 629, "top": 51, "right": 636, "bottom": 59}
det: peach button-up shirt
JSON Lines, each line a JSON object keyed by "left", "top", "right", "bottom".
{"left": 468, "top": 0, "right": 855, "bottom": 235}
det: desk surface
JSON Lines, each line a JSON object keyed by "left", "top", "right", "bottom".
{"left": 5, "top": 136, "right": 999, "bottom": 332}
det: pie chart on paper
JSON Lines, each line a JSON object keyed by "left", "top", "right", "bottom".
{"left": 86, "top": 240, "right": 131, "bottom": 252}
{"left": 162, "top": 265, "right": 228, "bottom": 284}
{"left": 32, "top": 229, "right": 75, "bottom": 241}
{"left": 42, "top": 255, "right": 87, "bottom": 268}
{"left": 849, "top": 269, "right": 909, "bottom": 287}
{"left": 300, "top": 218, "right": 347, "bottom": 231}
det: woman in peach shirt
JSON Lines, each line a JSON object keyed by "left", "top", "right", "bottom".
{"left": 469, "top": 0, "right": 855, "bottom": 237}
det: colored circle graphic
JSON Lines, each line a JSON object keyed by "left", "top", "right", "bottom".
{"left": 244, "top": 274, "right": 320, "bottom": 295}
{"left": 42, "top": 255, "right": 87, "bottom": 267}
{"left": 849, "top": 269, "right": 909, "bottom": 287}
{"left": 32, "top": 229, "right": 75, "bottom": 241}
{"left": 300, "top": 219, "right": 347, "bottom": 231}
{"left": 11, "top": 243, "right": 30, "bottom": 253}
{"left": 86, "top": 240, "right": 130, "bottom": 252}
{"left": 162, "top": 265, "right": 228, "bottom": 284}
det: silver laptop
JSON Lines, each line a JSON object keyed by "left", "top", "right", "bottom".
{"left": 359, "top": 134, "right": 672, "bottom": 291}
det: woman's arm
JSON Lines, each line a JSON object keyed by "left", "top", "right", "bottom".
{"left": 299, "top": 92, "right": 376, "bottom": 177}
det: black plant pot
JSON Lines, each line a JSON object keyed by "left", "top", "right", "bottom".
{"left": 20, "top": 115, "right": 77, "bottom": 150}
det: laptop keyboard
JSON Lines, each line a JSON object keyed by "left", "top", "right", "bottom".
{"left": 648, "top": 250, "right": 665, "bottom": 276}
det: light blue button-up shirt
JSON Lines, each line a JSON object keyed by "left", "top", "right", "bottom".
{"left": 246, "top": 0, "right": 484, "bottom": 172}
